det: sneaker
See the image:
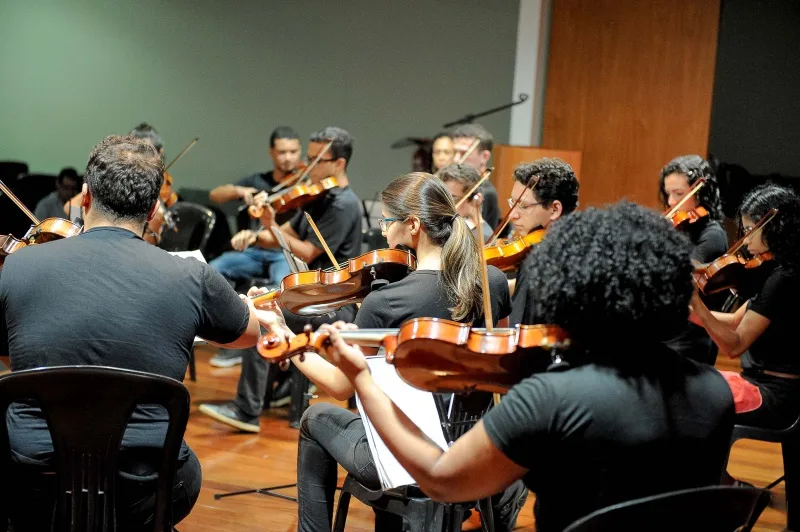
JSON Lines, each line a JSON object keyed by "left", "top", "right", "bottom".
{"left": 269, "top": 375, "right": 294, "bottom": 408}
{"left": 269, "top": 382, "right": 318, "bottom": 408}
{"left": 209, "top": 351, "right": 243, "bottom": 368}
{"left": 198, "top": 402, "right": 260, "bottom": 433}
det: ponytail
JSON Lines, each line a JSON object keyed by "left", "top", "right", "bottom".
{"left": 440, "top": 215, "right": 483, "bottom": 321}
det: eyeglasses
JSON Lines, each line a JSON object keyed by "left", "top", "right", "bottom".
{"left": 378, "top": 217, "right": 403, "bottom": 232}
{"left": 305, "top": 155, "right": 337, "bottom": 163}
{"left": 507, "top": 197, "right": 541, "bottom": 212}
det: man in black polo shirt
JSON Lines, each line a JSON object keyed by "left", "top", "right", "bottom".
{"left": 451, "top": 123, "right": 501, "bottom": 229}
{"left": 0, "top": 134, "right": 262, "bottom": 530}
{"left": 199, "top": 126, "right": 363, "bottom": 432}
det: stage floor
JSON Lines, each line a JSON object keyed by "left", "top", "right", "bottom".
{"left": 179, "top": 347, "right": 787, "bottom": 531}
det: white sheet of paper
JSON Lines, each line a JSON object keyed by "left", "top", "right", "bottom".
{"left": 356, "top": 355, "right": 448, "bottom": 490}
{"left": 168, "top": 249, "right": 207, "bottom": 263}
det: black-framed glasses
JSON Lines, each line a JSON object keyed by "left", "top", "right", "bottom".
{"left": 378, "top": 217, "right": 402, "bottom": 232}
{"left": 305, "top": 155, "right": 337, "bottom": 163}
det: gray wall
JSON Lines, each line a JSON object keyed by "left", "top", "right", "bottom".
{"left": 708, "top": 0, "right": 800, "bottom": 176}
{"left": 0, "top": 0, "right": 519, "bottom": 200}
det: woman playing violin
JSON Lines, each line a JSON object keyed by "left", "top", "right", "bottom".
{"left": 320, "top": 202, "right": 734, "bottom": 532}
{"left": 691, "top": 184, "right": 800, "bottom": 431}
{"left": 659, "top": 155, "right": 728, "bottom": 364}
{"left": 258, "top": 173, "right": 522, "bottom": 532}
{"left": 508, "top": 158, "right": 579, "bottom": 326}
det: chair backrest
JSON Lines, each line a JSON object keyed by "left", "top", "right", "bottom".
{"left": 562, "top": 485, "right": 770, "bottom": 532}
{"left": 433, "top": 393, "right": 494, "bottom": 446}
{"left": 158, "top": 201, "right": 216, "bottom": 253}
{"left": 0, "top": 366, "right": 190, "bottom": 532}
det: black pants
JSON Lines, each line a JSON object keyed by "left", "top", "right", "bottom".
{"left": 9, "top": 447, "right": 202, "bottom": 531}
{"left": 737, "top": 371, "right": 800, "bottom": 429}
{"left": 296, "top": 402, "right": 528, "bottom": 532}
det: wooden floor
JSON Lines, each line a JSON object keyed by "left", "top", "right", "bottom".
{"left": 178, "top": 347, "right": 789, "bottom": 531}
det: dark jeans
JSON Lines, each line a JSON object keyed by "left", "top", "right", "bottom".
{"left": 9, "top": 447, "right": 202, "bottom": 531}
{"left": 738, "top": 371, "right": 800, "bottom": 429}
{"left": 297, "top": 402, "right": 527, "bottom": 532}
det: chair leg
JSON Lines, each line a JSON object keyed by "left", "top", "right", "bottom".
{"left": 783, "top": 440, "right": 800, "bottom": 530}
{"left": 332, "top": 490, "right": 351, "bottom": 532}
{"left": 188, "top": 348, "right": 196, "bottom": 382}
{"left": 478, "top": 497, "right": 496, "bottom": 532}
{"left": 765, "top": 475, "right": 786, "bottom": 490}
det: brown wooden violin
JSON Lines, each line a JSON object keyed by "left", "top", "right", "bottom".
{"left": 664, "top": 178, "right": 708, "bottom": 231}
{"left": 484, "top": 228, "right": 546, "bottom": 272}
{"left": 251, "top": 248, "right": 417, "bottom": 315}
{"left": 257, "top": 318, "right": 571, "bottom": 394}
{"left": 693, "top": 208, "right": 777, "bottom": 295}
{"left": 249, "top": 177, "right": 341, "bottom": 218}
{"left": 0, "top": 234, "right": 26, "bottom": 266}
{"left": 0, "top": 180, "right": 83, "bottom": 245}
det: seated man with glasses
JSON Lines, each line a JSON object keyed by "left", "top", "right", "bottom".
{"left": 199, "top": 126, "right": 363, "bottom": 433}
{"left": 435, "top": 163, "right": 494, "bottom": 242}
{"left": 507, "top": 158, "right": 579, "bottom": 325}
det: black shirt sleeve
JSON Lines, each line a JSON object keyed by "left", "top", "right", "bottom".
{"left": 198, "top": 265, "right": 251, "bottom": 343}
{"left": 749, "top": 268, "right": 791, "bottom": 321}
{"left": 691, "top": 221, "right": 728, "bottom": 263}
{"left": 235, "top": 174, "right": 258, "bottom": 188}
{"left": 482, "top": 375, "right": 556, "bottom": 469}
{"left": 303, "top": 194, "right": 354, "bottom": 258}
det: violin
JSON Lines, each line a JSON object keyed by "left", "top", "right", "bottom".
{"left": 0, "top": 234, "right": 26, "bottom": 266}
{"left": 668, "top": 206, "right": 709, "bottom": 231}
{"left": 0, "top": 180, "right": 83, "bottom": 246}
{"left": 693, "top": 208, "right": 778, "bottom": 295}
{"left": 484, "top": 229, "right": 546, "bottom": 272}
{"left": 257, "top": 318, "right": 571, "bottom": 394}
{"left": 160, "top": 171, "right": 179, "bottom": 207}
{"left": 251, "top": 248, "right": 416, "bottom": 315}
{"left": 249, "top": 177, "right": 341, "bottom": 218}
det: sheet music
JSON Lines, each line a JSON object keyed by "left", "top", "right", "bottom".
{"left": 168, "top": 249, "right": 207, "bottom": 263}
{"left": 356, "top": 354, "right": 448, "bottom": 489}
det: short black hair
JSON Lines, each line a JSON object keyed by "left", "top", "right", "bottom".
{"left": 57, "top": 167, "right": 80, "bottom": 183}
{"left": 524, "top": 201, "right": 693, "bottom": 356}
{"left": 310, "top": 126, "right": 353, "bottom": 167}
{"left": 432, "top": 131, "right": 452, "bottom": 144}
{"left": 270, "top": 126, "right": 300, "bottom": 148}
{"left": 659, "top": 154, "right": 723, "bottom": 221}
{"left": 514, "top": 158, "right": 579, "bottom": 214}
{"left": 450, "top": 123, "right": 493, "bottom": 153}
{"left": 739, "top": 183, "right": 800, "bottom": 271}
{"left": 129, "top": 122, "right": 163, "bottom": 152}
{"left": 84, "top": 135, "right": 164, "bottom": 222}
{"left": 435, "top": 163, "right": 482, "bottom": 192}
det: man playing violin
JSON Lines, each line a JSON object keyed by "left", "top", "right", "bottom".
{"left": 317, "top": 202, "right": 734, "bottom": 532}
{"left": 507, "top": 158, "right": 579, "bottom": 326}
{"left": 436, "top": 163, "right": 493, "bottom": 242}
{"left": 34, "top": 167, "right": 82, "bottom": 221}
{"left": 659, "top": 155, "right": 728, "bottom": 364}
{"left": 0, "top": 134, "right": 263, "bottom": 530}
{"left": 199, "top": 126, "right": 362, "bottom": 433}
{"left": 451, "top": 123, "right": 501, "bottom": 229}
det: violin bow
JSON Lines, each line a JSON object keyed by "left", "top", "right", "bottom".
{"left": 729, "top": 208, "right": 778, "bottom": 256}
{"left": 164, "top": 137, "right": 199, "bottom": 172}
{"left": 454, "top": 168, "right": 493, "bottom": 209}
{"left": 304, "top": 211, "right": 342, "bottom": 271}
{"left": 454, "top": 138, "right": 481, "bottom": 164}
{"left": 473, "top": 200, "right": 493, "bottom": 331}
{"left": 0, "top": 180, "right": 40, "bottom": 225}
{"left": 486, "top": 175, "right": 539, "bottom": 245}
{"left": 664, "top": 177, "right": 706, "bottom": 219}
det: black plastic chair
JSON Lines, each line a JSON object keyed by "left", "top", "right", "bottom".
{"left": 333, "top": 393, "right": 496, "bottom": 532}
{"left": 727, "top": 413, "right": 800, "bottom": 530}
{"left": 158, "top": 202, "right": 216, "bottom": 254}
{"left": 0, "top": 366, "right": 190, "bottom": 531}
{"left": 562, "top": 485, "right": 770, "bottom": 532}
{"left": 0, "top": 161, "right": 28, "bottom": 182}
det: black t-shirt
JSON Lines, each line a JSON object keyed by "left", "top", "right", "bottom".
{"left": 483, "top": 349, "right": 733, "bottom": 532}
{"left": 0, "top": 227, "right": 249, "bottom": 465}
{"left": 354, "top": 267, "right": 510, "bottom": 329}
{"left": 289, "top": 186, "right": 363, "bottom": 270}
{"left": 686, "top": 218, "right": 728, "bottom": 264}
{"left": 741, "top": 265, "right": 800, "bottom": 375}
{"left": 481, "top": 181, "right": 501, "bottom": 230}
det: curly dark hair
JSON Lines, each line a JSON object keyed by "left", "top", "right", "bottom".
{"left": 659, "top": 155, "right": 723, "bottom": 221}
{"left": 523, "top": 201, "right": 693, "bottom": 356}
{"left": 738, "top": 183, "right": 800, "bottom": 271}
{"left": 84, "top": 135, "right": 164, "bottom": 222}
{"left": 310, "top": 126, "right": 353, "bottom": 168}
{"left": 514, "top": 158, "right": 579, "bottom": 214}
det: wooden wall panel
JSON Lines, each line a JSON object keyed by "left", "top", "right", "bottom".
{"left": 542, "top": 0, "right": 720, "bottom": 209}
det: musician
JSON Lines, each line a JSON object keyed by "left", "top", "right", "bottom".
{"left": 659, "top": 154, "right": 728, "bottom": 364}
{"left": 0, "top": 135, "right": 262, "bottom": 530}
{"left": 508, "top": 158, "right": 579, "bottom": 326}
{"left": 431, "top": 131, "right": 455, "bottom": 171}
{"left": 690, "top": 183, "right": 800, "bottom": 431}
{"left": 251, "top": 172, "right": 523, "bottom": 531}
{"left": 435, "top": 163, "right": 493, "bottom": 242}
{"left": 451, "top": 123, "right": 501, "bottom": 229}
{"left": 322, "top": 202, "right": 734, "bottom": 532}
{"left": 33, "top": 167, "right": 81, "bottom": 220}
{"left": 198, "top": 126, "right": 362, "bottom": 432}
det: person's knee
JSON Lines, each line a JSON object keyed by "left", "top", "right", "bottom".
{"left": 173, "top": 451, "right": 203, "bottom": 524}
{"left": 299, "top": 402, "right": 338, "bottom": 438}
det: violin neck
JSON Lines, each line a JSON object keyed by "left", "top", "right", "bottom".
{"left": 338, "top": 329, "right": 398, "bottom": 346}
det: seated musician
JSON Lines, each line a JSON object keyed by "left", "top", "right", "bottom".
{"left": 208, "top": 126, "right": 302, "bottom": 287}
{"left": 659, "top": 154, "right": 728, "bottom": 364}
{"left": 0, "top": 135, "right": 262, "bottom": 531}
{"left": 33, "top": 167, "right": 81, "bottom": 221}
{"left": 320, "top": 201, "right": 735, "bottom": 532}
{"left": 451, "top": 123, "right": 501, "bottom": 229}
{"left": 255, "top": 172, "right": 525, "bottom": 531}
{"left": 431, "top": 131, "right": 455, "bottom": 172}
{"left": 507, "top": 158, "right": 579, "bottom": 325}
{"left": 435, "top": 162, "right": 493, "bottom": 242}
{"left": 690, "top": 183, "right": 800, "bottom": 432}
{"left": 198, "top": 126, "right": 363, "bottom": 432}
